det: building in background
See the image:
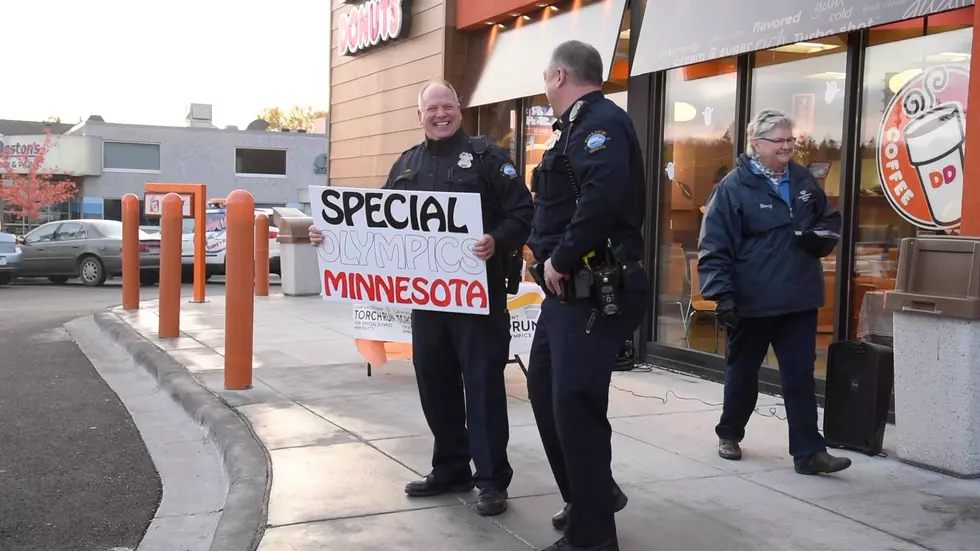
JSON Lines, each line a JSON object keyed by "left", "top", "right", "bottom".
{"left": 330, "top": 0, "right": 978, "bottom": 402}
{"left": 0, "top": 103, "right": 327, "bottom": 233}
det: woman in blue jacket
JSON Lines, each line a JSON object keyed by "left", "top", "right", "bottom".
{"left": 697, "top": 108, "right": 851, "bottom": 475}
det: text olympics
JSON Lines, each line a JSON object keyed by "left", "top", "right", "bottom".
{"left": 338, "top": 0, "right": 409, "bottom": 56}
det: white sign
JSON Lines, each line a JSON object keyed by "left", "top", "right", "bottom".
{"left": 352, "top": 283, "right": 546, "bottom": 355}
{"left": 338, "top": 0, "right": 410, "bottom": 56}
{"left": 144, "top": 193, "right": 192, "bottom": 217}
{"left": 310, "top": 185, "right": 489, "bottom": 315}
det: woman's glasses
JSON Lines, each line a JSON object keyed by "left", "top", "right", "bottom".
{"left": 758, "top": 137, "right": 796, "bottom": 146}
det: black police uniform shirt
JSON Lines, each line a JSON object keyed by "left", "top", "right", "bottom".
{"left": 527, "top": 90, "right": 646, "bottom": 275}
{"left": 382, "top": 129, "right": 534, "bottom": 308}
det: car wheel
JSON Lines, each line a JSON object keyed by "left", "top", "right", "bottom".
{"left": 0, "top": 273, "right": 11, "bottom": 287}
{"left": 140, "top": 271, "right": 159, "bottom": 286}
{"left": 78, "top": 255, "right": 107, "bottom": 287}
{"left": 48, "top": 276, "right": 70, "bottom": 285}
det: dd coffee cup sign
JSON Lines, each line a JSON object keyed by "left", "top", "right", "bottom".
{"left": 309, "top": 185, "right": 490, "bottom": 315}
{"left": 876, "top": 64, "right": 969, "bottom": 231}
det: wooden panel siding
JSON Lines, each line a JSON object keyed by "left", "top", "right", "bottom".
{"left": 329, "top": 0, "right": 450, "bottom": 189}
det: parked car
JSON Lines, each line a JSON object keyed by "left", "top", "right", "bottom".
{"left": 180, "top": 207, "right": 281, "bottom": 280}
{"left": 14, "top": 220, "right": 161, "bottom": 286}
{"left": 0, "top": 231, "right": 23, "bottom": 286}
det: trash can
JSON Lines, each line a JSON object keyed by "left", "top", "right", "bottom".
{"left": 884, "top": 235, "right": 980, "bottom": 478}
{"left": 272, "top": 208, "right": 321, "bottom": 297}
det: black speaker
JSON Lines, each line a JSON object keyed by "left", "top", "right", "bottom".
{"left": 823, "top": 340, "right": 894, "bottom": 456}
{"left": 614, "top": 338, "right": 635, "bottom": 371}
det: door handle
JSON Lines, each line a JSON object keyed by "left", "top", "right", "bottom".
{"left": 71, "top": 245, "right": 80, "bottom": 249}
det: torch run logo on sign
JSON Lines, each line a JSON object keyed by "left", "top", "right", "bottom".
{"left": 876, "top": 64, "right": 970, "bottom": 231}
{"left": 338, "top": 0, "right": 411, "bottom": 56}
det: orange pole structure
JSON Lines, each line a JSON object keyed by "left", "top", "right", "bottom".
{"left": 961, "top": 9, "right": 980, "bottom": 236}
{"left": 192, "top": 192, "right": 207, "bottom": 302}
{"left": 225, "top": 189, "right": 255, "bottom": 390}
{"left": 121, "top": 193, "right": 140, "bottom": 310}
{"left": 254, "top": 213, "right": 270, "bottom": 297}
{"left": 158, "top": 193, "right": 183, "bottom": 338}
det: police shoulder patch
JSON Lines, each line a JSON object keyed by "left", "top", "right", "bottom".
{"left": 585, "top": 130, "right": 609, "bottom": 153}
{"left": 501, "top": 163, "right": 518, "bottom": 179}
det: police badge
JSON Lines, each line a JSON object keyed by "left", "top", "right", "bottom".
{"left": 458, "top": 152, "right": 473, "bottom": 168}
{"left": 544, "top": 129, "right": 561, "bottom": 150}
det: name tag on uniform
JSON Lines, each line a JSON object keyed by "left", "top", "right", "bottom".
{"left": 544, "top": 130, "right": 561, "bottom": 150}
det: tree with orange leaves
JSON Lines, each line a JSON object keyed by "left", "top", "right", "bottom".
{"left": 0, "top": 128, "right": 77, "bottom": 229}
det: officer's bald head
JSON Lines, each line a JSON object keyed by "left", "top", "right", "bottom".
{"left": 418, "top": 80, "right": 461, "bottom": 111}
{"left": 417, "top": 80, "right": 463, "bottom": 141}
{"left": 544, "top": 40, "right": 604, "bottom": 116}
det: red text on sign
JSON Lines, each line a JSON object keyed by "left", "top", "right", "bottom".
{"left": 324, "top": 270, "right": 488, "bottom": 310}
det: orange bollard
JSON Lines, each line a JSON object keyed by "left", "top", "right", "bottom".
{"left": 225, "top": 189, "right": 255, "bottom": 390}
{"left": 158, "top": 193, "right": 183, "bottom": 338}
{"left": 121, "top": 193, "right": 140, "bottom": 310}
{"left": 254, "top": 213, "right": 270, "bottom": 297}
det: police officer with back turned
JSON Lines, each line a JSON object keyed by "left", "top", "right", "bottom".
{"left": 526, "top": 40, "right": 648, "bottom": 551}
{"left": 309, "top": 80, "right": 534, "bottom": 516}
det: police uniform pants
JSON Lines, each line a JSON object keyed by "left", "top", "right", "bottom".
{"left": 411, "top": 308, "right": 513, "bottom": 491}
{"left": 527, "top": 278, "right": 648, "bottom": 547}
{"left": 715, "top": 308, "right": 826, "bottom": 465}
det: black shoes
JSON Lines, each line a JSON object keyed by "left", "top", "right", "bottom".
{"left": 718, "top": 440, "right": 852, "bottom": 475}
{"left": 718, "top": 439, "right": 742, "bottom": 460}
{"left": 476, "top": 488, "right": 508, "bottom": 516}
{"left": 405, "top": 475, "right": 507, "bottom": 516}
{"left": 551, "top": 483, "right": 628, "bottom": 531}
{"left": 795, "top": 451, "right": 852, "bottom": 475}
{"left": 404, "top": 474, "right": 475, "bottom": 497}
{"left": 542, "top": 537, "right": 619, "bottom": 551}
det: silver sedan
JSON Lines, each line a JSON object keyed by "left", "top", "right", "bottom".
{"left": 14, "top": 220, "right": 161, "bottom": 286}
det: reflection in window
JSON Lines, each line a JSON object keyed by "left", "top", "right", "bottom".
{"left": 752, "top": 36, "right": 848, "bottom": 378}
{"left": 853, "top": 10, "right": 973, "bottom": 348}
{"left": 655, "top": 58, "right": 737, "bottom": 353}
{"left": 478, "top": 101, "right": 518, "bottom": 164}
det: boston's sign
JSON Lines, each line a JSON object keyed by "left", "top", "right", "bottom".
{"left": 631, "top": 0, "right": 974, "bottom": 76}
{"left": 338, "top": 0, "right": 412, "bottom": 56}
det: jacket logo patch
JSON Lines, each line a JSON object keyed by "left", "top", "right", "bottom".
{"left": 501, "top": 163, "right": 518, "bottom": 179}
{"left": 585, "top": 130, "right": 608, "bottom": 153}
{"left": 457, "top": 152, "right": 473, "bottom": 169}
{"left": 798, "top": 190, "right": 812, "bottom": 203}
{"left": 759, "top": 203, "right": 773, "bottom": 210}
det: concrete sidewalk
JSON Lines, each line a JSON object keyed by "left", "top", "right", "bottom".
{"left": 110, "top": 294, "right": 979, "bottom": 551}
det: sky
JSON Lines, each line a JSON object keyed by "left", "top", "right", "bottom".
{"left": 1, "top": 0, "right": 331, "bottom": 128}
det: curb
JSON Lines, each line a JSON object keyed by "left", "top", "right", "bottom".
{"left": 93, "top": 311, "right": 270, "bottom": 551}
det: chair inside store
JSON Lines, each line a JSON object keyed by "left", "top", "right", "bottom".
{"left": 685, "top": 258, "right": 722, "bottom": 353}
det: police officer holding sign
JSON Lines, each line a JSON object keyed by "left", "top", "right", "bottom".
{"left": 309, "top": 80, "right": 533, "bottom": 516}
{"left": 526, "top": 41, "right": 648, "bottom": 551}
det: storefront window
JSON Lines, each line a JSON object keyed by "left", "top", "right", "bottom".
{"left": 752, "top": 36, "right": 848, "bottom": 378}
{"left": 655, "top": 58, "right": 737, "bottom": 353}
{"left": 853, "top": 8, "right": 973, "bottom": 346}
{"left": 477, "top": 101, "right": 518, "bottom": 165}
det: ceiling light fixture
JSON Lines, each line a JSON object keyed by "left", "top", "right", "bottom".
{"left": 549, "top": 5, "right": 559, "bottom": 11}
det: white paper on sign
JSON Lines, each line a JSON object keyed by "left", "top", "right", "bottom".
{"left": 309, "top": 185, "right": 490, "bottom": 315}
{"left": 351, "top": 283, "right": 546, "bottom": 355}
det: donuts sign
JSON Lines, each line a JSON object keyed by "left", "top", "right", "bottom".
{"left": 338, "top": 0, "right": 412, "bottom": 56}
{"left": 876, "top": 64, "right": 970, "bottom": 231}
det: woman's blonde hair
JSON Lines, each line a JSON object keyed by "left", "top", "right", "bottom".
{"left": 745, "top": 108, "right": 795, "bottom": 156}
